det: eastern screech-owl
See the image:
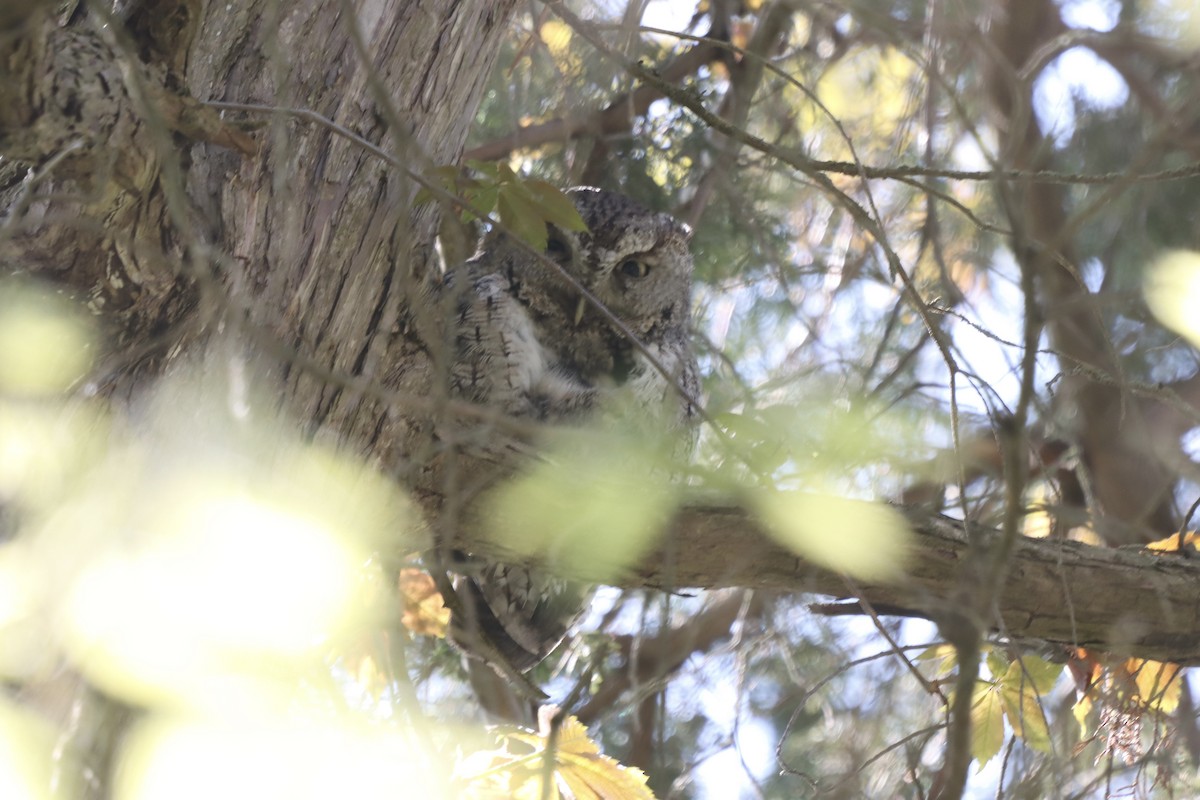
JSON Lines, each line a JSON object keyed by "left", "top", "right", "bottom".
{"left": 444, "top": 187, "right": 698, "bottom": 672}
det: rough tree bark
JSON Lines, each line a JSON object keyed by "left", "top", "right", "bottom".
{"left": 0, "top": 2, "right": 521, "bottom": 794}
{"left": 448, "top": 508, "right": 1200, "bottom": 665}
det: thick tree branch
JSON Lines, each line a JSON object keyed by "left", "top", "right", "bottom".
{"left": 451, "top": 506, "right": 1200, "bottom": 665}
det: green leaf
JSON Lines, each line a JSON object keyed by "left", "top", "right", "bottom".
{"left": 497, "top": 186, "right": 548, "bottom": 251}
{"left": 464, "top": 159, "right": 501, "bottom": 178}
{"left": 525, "top": 180, "right": 588, "bottom": 232}
{"left": 483, "top": 428, "right": 684, "bottom": 581}
{"left": 464, "top": 184, "right": 500, "bottom": 223}
{"left": 415, "top": 165, "right": 484, "bottom": 208}
{"left": 749, "top": 489, "right": 912, "bottom": 582}
{"left": 496, "top": 162, "right": 520, "bottom": 184}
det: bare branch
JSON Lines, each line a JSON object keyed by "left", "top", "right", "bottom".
{"left": 463, "top": 25, "right": 728, "bottom": 162}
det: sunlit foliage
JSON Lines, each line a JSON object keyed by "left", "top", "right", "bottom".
{"left": 10, "top": 0, "right": 1200, "bottom": 796}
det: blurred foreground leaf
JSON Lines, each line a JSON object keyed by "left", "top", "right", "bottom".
{"left": 749, "top": 489, "right": 912, "bottom": 581}
{"left": 1144, "top": 250, "right": 1200, "bottom": 348}
{"left": 484, "top": 428, "right": 685, "bottom": 581}
{"left": 0, "top": 401, "right": 108, "bottom": 510}
{"left": 0, "top": 696, "right": 66, "bottom": 800}
{"left": 117, "top": 712, "right": 439, "bottom": 800}
{"left": 0, "top": 280, "right": 96, "bottom": 396}
{"left": 706, "top": 397, "right": 941, "bottom": 494}
{"left": 3, "top": 368, "right": 421, "bottom": 710}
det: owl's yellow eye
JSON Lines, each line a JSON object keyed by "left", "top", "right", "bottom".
{"left": 620, "top": 259, "right": 650, "bottom": 278}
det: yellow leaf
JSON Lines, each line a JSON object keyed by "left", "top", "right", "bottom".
{"left": 357, "top": 655, "right": 385, "bottom": 696}
{"left": 969, "top": 681, "right": 1005, "bottom": 766}
{"left": 1145, "top": 250, "right": 1200, "bottom": 348}
{"left": 540, "top": 20, "right": 573, "bottom": 58}
{"left": 750, "top": 490, "right": 912, "bottom": 582}
{"left": 1126, "top": 659, "right": 1182, "bottom": 714}
{"left": 459, "top": 713, "right": 654, "bottom": 800}
{"left": 549, "top": 716, "right": 654, "bottom": 800}
{"left": 999, "top": 680, "right": 1052, "bottom": 753}
{"left": 1144, "top": 531, "right": 1200, "bottom": 552}
{"left": 1073, "top": 693, "right": 1094, "bottom": 739}
{"left": 0, "top": 281, "right": 96, "bottom": 396}
{"left": 398, "top": 569, "right": 449, "bottom": 638}
{"left": 985, "top": 649, "right": 1007, "bottom": 681}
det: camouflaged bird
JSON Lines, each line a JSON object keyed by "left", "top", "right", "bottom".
{"left": 443, "top": 187, "right": 698, "bottom": 671}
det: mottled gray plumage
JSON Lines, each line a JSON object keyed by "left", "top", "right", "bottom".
{"left": 445, "top": 187, "right": 698, "bottom": 672}
{"left": 448, "top": 186, "right": 697, "bottom": 422}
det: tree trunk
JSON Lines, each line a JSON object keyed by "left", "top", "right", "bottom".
{"left": 1, "top": 2, "right": 518, "bottom": 794}
{"left": 2, "top": 0, "right": 517, "bottom": 451}
{"left": 183, "top": 1, "right": 518, "bottom": 457}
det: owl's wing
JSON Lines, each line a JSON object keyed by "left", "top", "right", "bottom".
{"left": 624, "top": 332, "right": 700, "bottom": 424}
{"left": 448, "top": 269, "right": 599, "bottom": 419}
{"left": 452, "top": 564, "right": 590, "bottom": 672}
{"left": 448, "top": 271, "right": 552, "bottom": 413}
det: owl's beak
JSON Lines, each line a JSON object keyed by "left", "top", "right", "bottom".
{"left": 573, "top": 296, "right": 587, "bottom": 326}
